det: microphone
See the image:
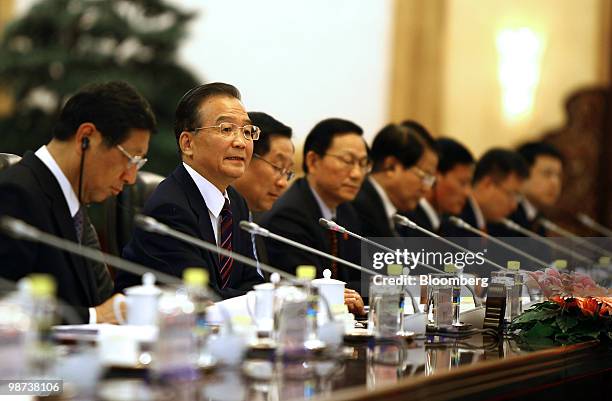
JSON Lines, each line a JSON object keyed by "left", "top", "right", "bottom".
{"left": 318, "top": 217, "right": 446, "bottom": 275}
{"left": 135, "top": 215, "right": 298, "bottom": 283}
{"left": 500, "top": 218, "right": 594, "bottom": 265}
{"left": 539, "top": 217, "right": 612, "bottom": 258}
{"left": 0, "top": 215, "right": 182, "bottom": 286}
{"left": 240, "top": 220, "right": 380, "bottom": 277}
{"left": 441, "top": 216, "right": 549, "bottom": 269}
{"left": 577, "top": 213, "right": 612, "bottom": 238}
{"left": 319, "top": 217, "right": 482, "bottom": 307}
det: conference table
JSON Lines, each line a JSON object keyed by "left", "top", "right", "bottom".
{"left": 87, "top": 331, "right": 611, "bottom": 401}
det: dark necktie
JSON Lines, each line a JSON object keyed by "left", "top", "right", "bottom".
{"left": 329, "top": 228, "right": 338, "bottom": 279}
{"left": 73, "top": 206, "right": 84, "bottom": 244}
{"left": 219, "top": 199, "right": 234, "bottom": 288}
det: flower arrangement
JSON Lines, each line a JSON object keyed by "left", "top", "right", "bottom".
{"left": 525, "top": 268, "right": 610, "bottom": 298}
{"left": 508, "top": 268, "right": 612, "bottom": 345}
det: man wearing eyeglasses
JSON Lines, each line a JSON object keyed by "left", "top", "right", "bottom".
{"left": 233, "top": 112, "right": 295, "bottom": 213}
{"left": 399, "top": 136, "right": 475, "bottom": 237}
{"left": 442, "top": 148, "right": 529, "bottom": 237}
{"left": 353, "top": 123, "right": 439, "bottom": 238}
{"left": 0, "top": 81, "right": 156, "bottom": 324}
{"left": 260, "top": 118, "right": 368, "bottom": 315}
{"left": 232, "top": 112, "right": 294, "bottom": 271}
{"left": 118, "top": 82, "right": 264, "bottom": 298}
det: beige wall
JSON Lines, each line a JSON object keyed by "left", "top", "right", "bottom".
{"left": 391, "top": 0, "right": 609, "bottom": 157}
{"left": 441, "top": 0, "right": 608, "bottom": 157}
{"left": 0, "top": 0, "right": 14, "bottom": 117}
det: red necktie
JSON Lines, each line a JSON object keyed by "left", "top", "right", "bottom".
{"left": 219, "top": 199, "right": 233, "bottom": 288}
{"left": 329, "top": 230, "right": 338, "bottom": 279}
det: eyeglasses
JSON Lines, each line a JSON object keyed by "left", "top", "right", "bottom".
{"left": 193, "top": 122, "right": 260, "bottom": 141}
{"left": 412, "top": 166, "right": 436, "bottom": 187}
{"left": 253, "top": 153, "right": 295, "bottom": 181}
{"left": 325, "top": 153, "right": 372, "bottom": 174}
{"left": 116, "top": 144, "right": 148, "bottom": 170}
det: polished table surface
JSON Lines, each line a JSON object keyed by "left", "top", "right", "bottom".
{"left": 94, "top": 332, "right": 612, "bottom": 401}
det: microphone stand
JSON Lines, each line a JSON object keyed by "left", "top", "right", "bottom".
{"left": 577, "top": 213, "right": 612, "bottom": 238}
{"left": 539, "top": 217, "right": 612, "bottom": 258}
{"left": 240, "top": 220, "right": 380, "bottom": 277}
{"left": 441, "top": 216, "right": 549, "bottom": 269}
{"left": 0, "top": 215, "right": 182, "bottom": 286}
{"left": 500, "top": 218, "right": 595, "bottom": 265}
{"left": 135, "top": 215, "right": 298, "bottom": 283}
{"left": 317, "top": 218, "right": 422, "bottom": 312}
{"left": 318, "top": 217, "right": 481, "bottom": 308}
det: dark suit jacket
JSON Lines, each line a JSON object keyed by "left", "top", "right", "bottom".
{"left": 259, "top": 178, "right": 363, "bottom": 290}
{"left": 117, "top": 164, "right": 263, "bottom": 298}
{"left": 503, "top": 201, "right": 547, "bottom": 237}
{"left": 440, "top": 198, "right": 482, "bottom": 238}
{"left": 398, "top": 202, "right": 438, "bottom": 237}
{"left": 83, "top": 213, "right": 114, "bottom": 301}
{"left": 0, "top": 152, "right": 101, "bottom": 323}
{"left": 351, "top": 178, "right": 396, "bottom": 238}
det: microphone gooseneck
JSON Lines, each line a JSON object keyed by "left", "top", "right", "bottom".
{"left": 500, "top": 218, "right": 594, "bottom": 264}
{"left": 0, "top": 215, "right": 182, "bottom": 286}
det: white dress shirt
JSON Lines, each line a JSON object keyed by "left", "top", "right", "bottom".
{"left": 520, "top": 196, "right": 538, "bottom": 222}
{"left": 468, "top": 195, "right": 486, "bottom": 230}
{"left": 310, "top": 184, "right": 336, "bottom": 221}
{"left": 183, "top": 162, "right": 230, "bottom": 244}
{"left": 418, "top": 197, "right": 441, "bottom": 231}
{"left": 369, "top": 176, "right": 398, "bottom": 232}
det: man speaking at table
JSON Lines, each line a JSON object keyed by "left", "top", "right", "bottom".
{"left": 117, "top": 83, "right": 264, "bottom": 298}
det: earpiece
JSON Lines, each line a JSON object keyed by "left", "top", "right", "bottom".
{"left": 81, "top": 136, "right": 89, "bottom": 150}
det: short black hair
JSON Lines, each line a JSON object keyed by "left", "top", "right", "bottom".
{"left": 371, "top": 123, "right": 426, "bottom": 172}
{"left": 400, "top": 119, "right": 437, "bottom": 151}
{"left": 248, "top": 112, "right": 292, "bottom": 156}
{"left": 53, "top": 81, "right": 156, "bottom": 146}
{"left": 436, "top": 137, "right": 474, "bottom": 174}
{"left": 174, "top": 82, "right": 241, "bottom": 152}
{"left": 516, "top": 141, "right": 564, "bottom": 167}
{"left": 473, "top": 148, "right": 529, "bottom": 184}
{"left": 302, "top": 118, "right": 364, "bottom": 173}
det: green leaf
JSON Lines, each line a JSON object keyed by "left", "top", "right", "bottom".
{"left": 556, "top": 315, "right": 579, "bottom": 333}
{"left": 512, "top": 308, "right": 558, "bottom": 325}
{"left": 525, "top": 322, "right": 556, "bottom": 338}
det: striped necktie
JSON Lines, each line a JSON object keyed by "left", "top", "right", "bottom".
{"left": 219, "top": 198, "right": 234, "bottom": 288}
{"left": 73, "top": 206, "right": 84, "bottom": 244}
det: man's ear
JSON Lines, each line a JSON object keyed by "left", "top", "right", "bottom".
{"left": 179, "top": 131, "right": 194, "bottom": 158}
{"left": 305, "top": 150, "right": 319, "bottom": 174}
{"left": 74, "top": 123, "right": 97, "bottom": 155}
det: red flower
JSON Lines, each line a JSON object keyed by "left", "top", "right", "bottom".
{"left": 575, "top": 297, "right": 599, "bottom": 317}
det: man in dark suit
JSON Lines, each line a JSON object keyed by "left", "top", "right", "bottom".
{"left": 0, "top": 81, "right": 156, "bottom": 323}
{"left": 405, "top": 138, "right": 475, "bottom": 236}
{"left": 117, "top": 83, "right": 264, "bottom": 298}
{"left": 233, "top": 112, "right": 295, "bottom": 269}
{"left": 260, "top": 118, "right": 369, "bottom": 314}
{"left": 352, "top": 123, "right": 437, "bottom": 238}
{"left": 443, "top": 148, "right": 529, "bottom": 237}
{"left": 506, "top": 141, "right": 563, "bottom": 236}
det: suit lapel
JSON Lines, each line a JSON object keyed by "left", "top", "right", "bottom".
{"left": 174, "top": 165, "right": 221, "bottom": 273}
{"left": 363, "top": 179, "right": 393, "bottom": 236}
{"left": 21, "top": 152, "right": 95, "bottom": 304}
{"left": 297, "top": 179, "right": 331, "bottom": 252}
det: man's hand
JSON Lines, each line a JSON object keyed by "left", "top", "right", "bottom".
{"left": 94, "top": 294, "right": 125, "bottom": 324}
{"left": 344, "top": 288, "right": 365, "bottom": 316}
